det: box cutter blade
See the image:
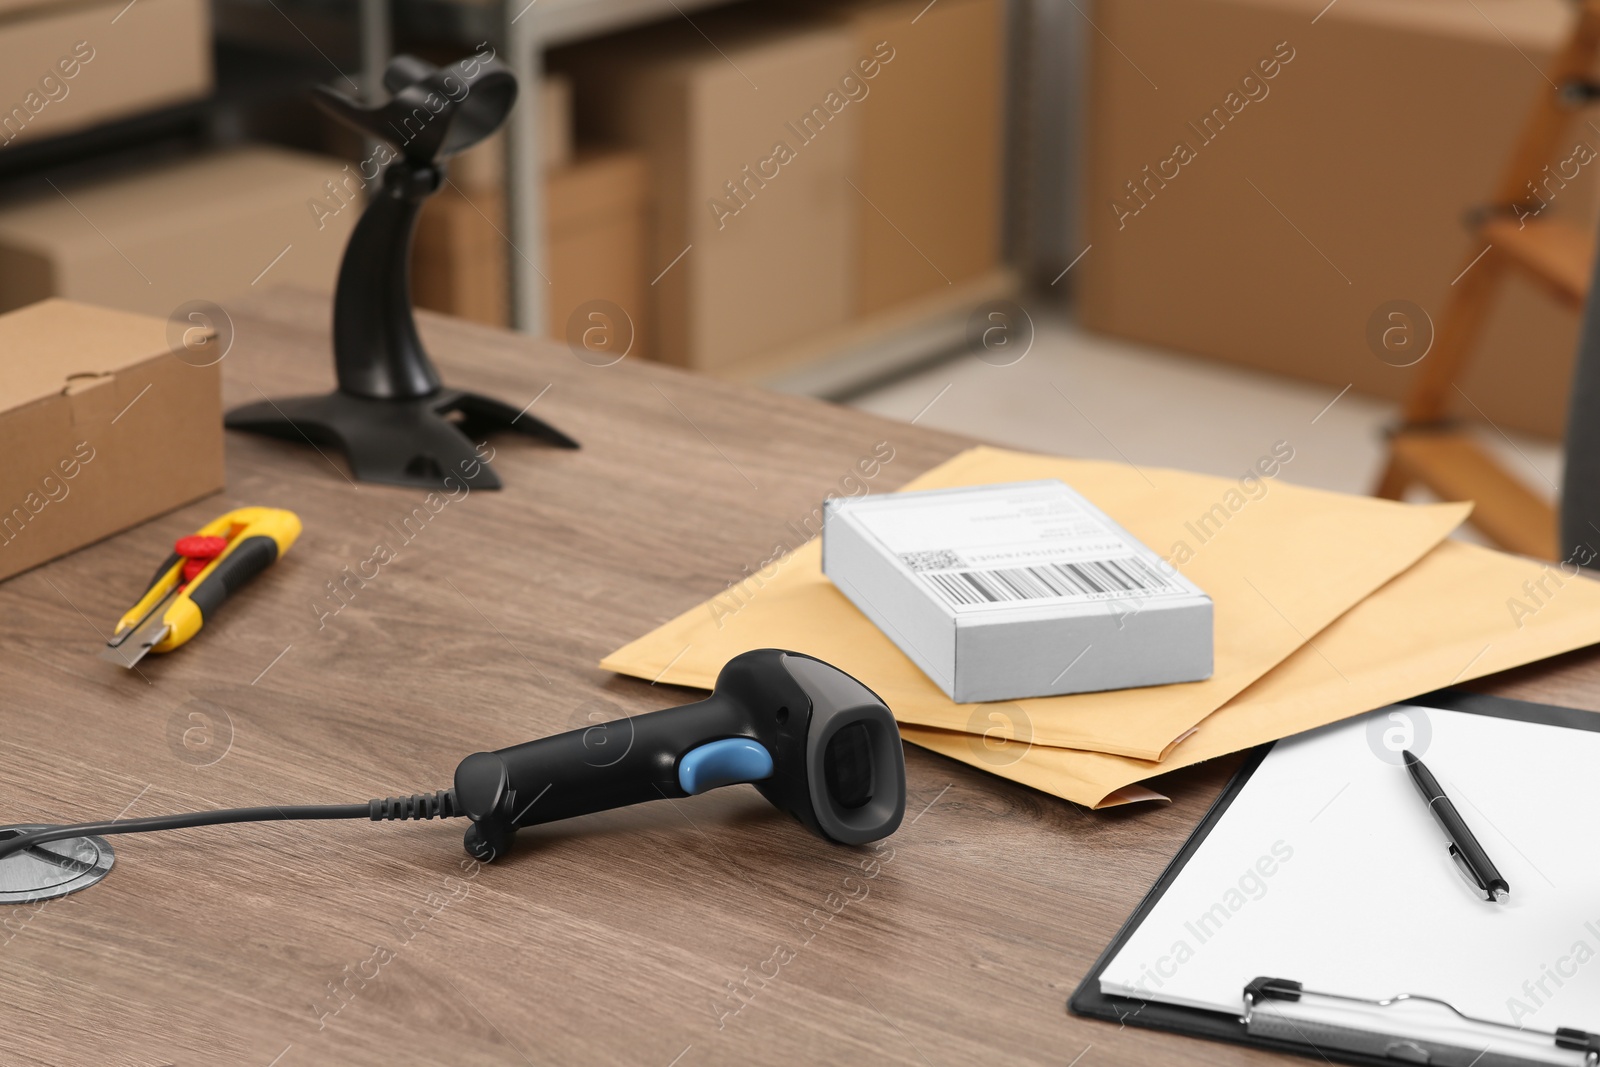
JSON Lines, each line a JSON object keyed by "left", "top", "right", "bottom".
{"left": 101, "top": 586, "right": 180, "bottom": 667}
{"left": 102, "top": 507, "right": 301, "bottom": 669}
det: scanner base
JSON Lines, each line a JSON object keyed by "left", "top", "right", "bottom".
{"left": 225, "top": 387, "right": 577, "bottom": 491}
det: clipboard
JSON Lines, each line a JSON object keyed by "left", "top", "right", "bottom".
{"left": 1068, "top": 688, "right": 1600, "bottom": 1067}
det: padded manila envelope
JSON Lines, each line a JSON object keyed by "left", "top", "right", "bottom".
{"left": 602, "top": 446, "right": 1468, "bottom": 761}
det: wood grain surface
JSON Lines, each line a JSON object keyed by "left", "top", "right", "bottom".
{"left": 3, "top": 289, "right": 1597, "bottom": 1067}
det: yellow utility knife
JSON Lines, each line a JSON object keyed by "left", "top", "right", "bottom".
{"left": 103, "top": 507, "right": 301, "bottom": 668}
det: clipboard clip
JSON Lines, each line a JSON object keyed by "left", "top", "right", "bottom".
{"left": 1242, "top": 978, "right": 1600, "bottom": 1067}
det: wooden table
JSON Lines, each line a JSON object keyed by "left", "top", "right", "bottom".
{"left": 5, "top": 290, "right": 1598, "bottom": 1067}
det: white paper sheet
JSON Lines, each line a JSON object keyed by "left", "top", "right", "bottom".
{"left": 1099, "top": 705, "right": 1600, "bottom": 1062}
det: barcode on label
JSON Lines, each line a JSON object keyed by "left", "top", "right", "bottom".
{"left": 920, "top": 556, "right": 1177, "bottom": 607}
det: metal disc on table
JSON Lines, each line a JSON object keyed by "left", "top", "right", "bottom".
{"left": 0, "top": 825, "right": 114, "bottom": 904}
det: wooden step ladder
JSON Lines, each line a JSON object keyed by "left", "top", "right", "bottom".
{"left": 1374, "top": 0, "right": 1600, "bottom": 560}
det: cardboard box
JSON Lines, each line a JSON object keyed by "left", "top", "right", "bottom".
{"left": 0, "top": 299, "right": 224, "bottom": 583}
{"left": 1080, "top": 0, "right": 1596, "bottom": 437}
{"left": 0, "top": 0, "right": 211, "bottom": 148}
{"left": 819, "top": 0, "right": 1006, "bottom": 315}
{"left": 412, "top": 184, "right": 509, "bottom": 329}
{"left": 0, "top": 146, "right": 357, "bottom": 318}
{"left": 546, "top": 151, "right": 650, "bottom": 358}
{"left": 823, "top": 480, "right": 1213, "bottom": 702}
{"left": 412, "top": 149, "right": 650, "bottom": 358}
{"left": 556, "top": 15, "right": 858, "bottom": 370}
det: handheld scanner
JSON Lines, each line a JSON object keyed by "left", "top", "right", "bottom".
{"left": 453, "top": 650, "right": 906, "bottom": 861}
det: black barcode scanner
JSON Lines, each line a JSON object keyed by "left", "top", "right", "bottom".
{"left": 453, "top": 649, "right": 907, "bottom": 861}
{"left": 0, "top": 651, "right": 904, "bottom": 901}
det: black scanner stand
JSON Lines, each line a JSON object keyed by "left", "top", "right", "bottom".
{"left": 224, "top": 54, "right": 577, "bottom": 490}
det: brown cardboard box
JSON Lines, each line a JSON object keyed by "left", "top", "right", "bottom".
{"left": 546, "top": 151, "right": 649, "bottom": 358}
{"left": 0, "top": 0, "right": 211, "bottom": 148}
{"left": 0, "top": 146, "right": 357, "bottom": 318}
{"left": 556, "top": 15, "right": 858, "bottom": 370}
{"left": 412, "top": 185, "right": 508, "bottom": 329}
{"left": 1080, "top": 0, "right": 1596, "bottom": 437}
{"left": 412, "top": 149, "right": 650, "bottom": 358}
{"left": 0, "top": 298, "right": 224, "bottom": 583}
{"left": 820, "top": 0, "right": 1006, "bottom": 315}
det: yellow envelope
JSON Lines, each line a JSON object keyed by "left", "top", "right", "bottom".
{"left": 602, "top": 446, "right": 1468, "bottom": 760}
{"left": 903, "top": 539, "right": 1600, "bottom": 807}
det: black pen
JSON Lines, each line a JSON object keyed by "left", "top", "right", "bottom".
{"left": 1402, "top": 750, "right": 1510, "bottom": 903}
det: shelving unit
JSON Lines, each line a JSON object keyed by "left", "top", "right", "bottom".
{"left": 501, "top": 0, "right": 749, "bottom": 337}
{"left": 354, "top": 0, "right": 753, "bottom": 335}
{"left": 0, "top": 44, "right": 329, "bottom": 194}
{"left": 367, "top": 0, "right": 1027, "bottom": 393}
{"left": 2, "top": 0, "right": 1029, "bottom": 393}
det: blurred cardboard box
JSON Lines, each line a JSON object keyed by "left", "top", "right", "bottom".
{"left": 1080, "top": 0, "right": 1597, "bottom": 437}
{"left": 412, "top": 184, "right": 508, "bottom": 329}
{"left": 0, "top": 146, "right": 356, "bottom": 317}
{"left": 546, "top": 151, "right": 650, "bottom": 360}
{"left": 413, "top": 149, "right": 650, "bottom": 360}
{"left": 0, "top": 0, "right": 211, "bottom": 148}
{"left": 0, "top": 299, "right": 223, "bottom": 583}
{"left": 820, "top": 0, "right": 1006, "bottom": 315}
{"left": 556, "top": 15, "right": 857, "bottom": 371}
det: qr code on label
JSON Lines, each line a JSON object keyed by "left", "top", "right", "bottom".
{"left": 898, "top": 549, "right": 964, "bottom": 572}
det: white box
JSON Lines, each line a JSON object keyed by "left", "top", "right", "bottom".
{"left": 821, "top": 480, "right": 1214, "bottom": 703}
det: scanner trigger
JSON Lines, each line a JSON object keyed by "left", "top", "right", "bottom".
{"left": 678, "top": 738, "right": 775, "bottom": 795}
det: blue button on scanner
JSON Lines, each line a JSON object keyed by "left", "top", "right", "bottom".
{"left": 678, "top": 738, "right": 775, "bottom": 795}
